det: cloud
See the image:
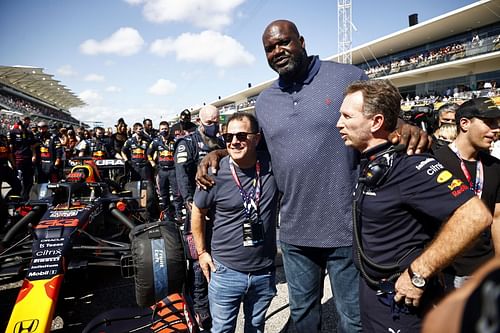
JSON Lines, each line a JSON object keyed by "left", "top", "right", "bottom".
{"left": 130, "top": 0, "right": 245, "bottom": 30}
{"left": 72, "top": 104, "right": 176, "bottom": 128}
{"left": 150, "top": 30, "right": 254, "bottom": 68}
{"left": 124, "top": 0, "right": 144, "bottom": 4}
{"left": 84, "top": 73, "right": 105, "bottom": 82}
{"left": 80, "top": 27, "right": 145, "bottom": 56}
{"left": 148, "top": 79, "right": 176, "bottom": 95}
{"left": 79, "top": 89, "right": 103, "bottom": 105}
{"left": 105, "top": 86, "right": 122, "bottom": 92}
{"left": 57, "top": 65, "right": 77, "bottom": 77}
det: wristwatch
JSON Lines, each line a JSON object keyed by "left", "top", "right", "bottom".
{"left": 408, "top": 265, "right": 427, "bottom": 288}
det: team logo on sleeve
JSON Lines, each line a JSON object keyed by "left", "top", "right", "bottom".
{"left": 177, "top": 144, "right": 186, "bottom": 153}
{"left": 436, "top": 170, "right": 452, "bottom": 183}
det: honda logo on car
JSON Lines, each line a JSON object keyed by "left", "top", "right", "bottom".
{"left": 14, "top": 319, "right": 39, "bottom": 333}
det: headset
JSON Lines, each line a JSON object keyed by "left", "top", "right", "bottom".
{"left": 353, "top": 144, "right": 408, "bottom": 288}
{"left": 358, "top": 144, "right": 405, "bottom": 188}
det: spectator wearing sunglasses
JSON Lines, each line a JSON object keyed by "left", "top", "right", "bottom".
{"left": 174, "top": 104, "right": 224, "bottom": 330}
{"left": 191, "top": 112, "right": 278, "bottom": 333}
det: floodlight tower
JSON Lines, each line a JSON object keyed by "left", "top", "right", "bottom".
{"left": 337, "top": 0, "right": 353, "bottom": 64}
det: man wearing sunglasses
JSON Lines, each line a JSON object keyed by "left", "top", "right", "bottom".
{"left": 191, "top": 112, "right": 278, "bottom": 333}
{"left": 433, "top": 97, "right": 500, "bottom": 289}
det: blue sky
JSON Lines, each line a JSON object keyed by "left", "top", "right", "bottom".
{"left": 0, "top": 0, "right": 477, "bottom": 127}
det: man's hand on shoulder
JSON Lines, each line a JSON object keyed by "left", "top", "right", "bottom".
{"left": 389, "top": 120, "right": 432, "bottom": 155}
{"left": 195, "top": 149, "right": 228, "bottom": 189}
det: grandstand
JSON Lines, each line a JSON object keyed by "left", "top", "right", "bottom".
{"left": 0, "top": 66, "right": 85, "bottom": 134}
{"left": 186, "top": 0, "right": 500, "bottom": 118}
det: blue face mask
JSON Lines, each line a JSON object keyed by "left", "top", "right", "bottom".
{"left": 159, "top": 130, "right": 169, "bottom": 137}
{"left": 203, "top": 123, "right": 219, "bottom": 138}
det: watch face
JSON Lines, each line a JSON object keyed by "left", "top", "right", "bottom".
{"left": 412, "top": 276, "right": 426, "bottom": 288}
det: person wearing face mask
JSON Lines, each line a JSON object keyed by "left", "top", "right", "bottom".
{"left": 34, "top": 122, "right": 63, "bottom": 183}
{"left": 77, "top": 126, "right": 116, "bottom": 160}
{"left": 171, "top": 109, "right": 197, "bottom": 138}
{"left": 122, "top": 123, "right": 159, "bottom": 220}
{"left": 174, "top": 104, "right": 224, "bottom": 330}
{"left": 147, "top": 121, "right": 183, "bottom": 222}
{"left": 9, "top": 117, "right": 36, "bottom": 199}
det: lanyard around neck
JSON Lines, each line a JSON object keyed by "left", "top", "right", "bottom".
{"left": 229, "top": 158, "right": 261, "bottom": 218}
{"left": 449, "top": 142, "right": 483, "bottom": 198}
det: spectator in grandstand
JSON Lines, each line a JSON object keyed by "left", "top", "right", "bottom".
{"left": 174, "top": 104, "right": 225, "bottom": 330}
{"left": 336, "top": 79, "right": 491, "bottom": 333}
{"left": 433, "top": 97, "right": 500, "bottom": 289}
{"left": 34, "top": 122, "right": 63, "bottom": 183}
{"left": 171, "top": 109, "right": 197, "bottom": 138}
{"left": 112, "top": 118, "right": 128, "bottom": 156}
{"left": 196, "top": 19, "right": 429, "bottom": 333}
{"left": 9, "top": 119, "right": 36, "bottom": 199}
{"left": 192, "top": 112, "right": 278, "bottom": 333}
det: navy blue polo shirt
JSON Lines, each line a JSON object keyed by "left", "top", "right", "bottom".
{"left": 194, "top": 153, "right": 278, "bottom": 272}
{"left": 255, "top": 55, "right": 367, "bottom": 247}
{"left": 356, "top": 144, "right": 475, "bottom": 279}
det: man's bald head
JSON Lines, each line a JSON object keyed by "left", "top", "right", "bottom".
{"left": 262, "top": 20, "right": 300, "bottom": 41}
{"left": 199, "top": 105, "right": 219, "bottom": 125}
{"left": 262, "top": 19, "right": 308, "bottom": 80}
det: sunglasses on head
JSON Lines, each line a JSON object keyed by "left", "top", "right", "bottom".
{"left": 222, "top": 132, "right": 256, "bottom": 142}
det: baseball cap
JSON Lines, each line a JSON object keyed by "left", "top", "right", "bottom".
{"left": 37, "top": 121, "right": 48, "bottom": 127}
{"left": 456, "top": 97, "right": 500, "bottom": 120}
{"left": 180, "top": 109, "right": 191, "bottom": 117}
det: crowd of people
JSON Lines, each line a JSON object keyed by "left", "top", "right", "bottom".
{"left": 1, "top": 19, "right": 500, "bottom": 333}
{"left": 363, "top": 32, "right": 500, "bottom": 79}
{"left": 0, "top": 91, "right": 81, "bottom": 127}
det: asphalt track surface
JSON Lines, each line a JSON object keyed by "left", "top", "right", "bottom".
{"left": 1, "top": 184, "right": 340, "bottom": 332}
{"left": 0, "top": 249, "right": 340, "bottom": 332}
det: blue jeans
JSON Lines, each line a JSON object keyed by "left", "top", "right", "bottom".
{"left": 280, "top": 242, "right": 362, "bottom": 333}
{"left": 208, "top": 260, "right": 277, "bottom": 333}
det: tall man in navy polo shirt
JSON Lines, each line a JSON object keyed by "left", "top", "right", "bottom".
{"left": 337, "top": 79, "right": 491, "bottom": 332}
{"left": 256, "top": 20, "right": 367, "bottom": 332}
{"left": 197, "top": 20, "right": 428, "bottom": 332}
